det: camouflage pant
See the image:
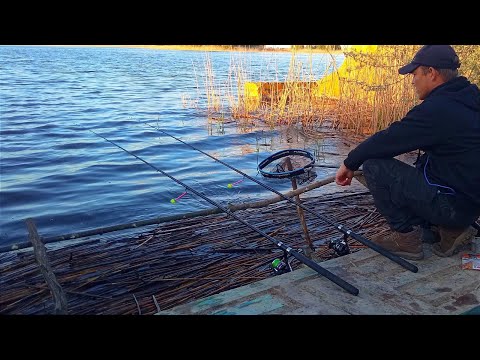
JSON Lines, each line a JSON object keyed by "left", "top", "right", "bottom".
{"left": 362, "top": 158, "right": 479, "bottom": 232}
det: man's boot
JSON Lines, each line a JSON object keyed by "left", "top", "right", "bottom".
{"left": 432, "top": 226, "right": 476, "bottom": 257}
{"left": 370, "top": 227, "right": 424, "bottom": 260}
{"left": 422, "top": 225, "right": 440, "bottom": 244}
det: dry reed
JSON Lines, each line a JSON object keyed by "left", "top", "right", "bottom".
{"left": 0, "top": 191, "right": 388, "bottom": 315}
{"left": 184, "top": 45, "right": 480, "bottom": 135}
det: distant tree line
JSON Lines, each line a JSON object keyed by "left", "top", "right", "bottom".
{"left": 183, "top": 45, "right": 342, "bottom": 50}
{"left": 292, "top": 45, "right": 342, "bottom": 50}
{"left": 249, "top": 45, "right": 342, "bottom": 50}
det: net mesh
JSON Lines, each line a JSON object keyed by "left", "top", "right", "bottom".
{"left": 267, "top": 155, "right": 317, "bottom": 184}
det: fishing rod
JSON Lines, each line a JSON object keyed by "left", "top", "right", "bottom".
{"left": 88, "top": 129, "right": 360, "bottom": 296}
{"left": 149, "top": 125, "right": 418, "bottom": 273}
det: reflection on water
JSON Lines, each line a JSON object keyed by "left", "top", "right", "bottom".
{"left": 0, "top": 46, "right": 347, "bottom": 247}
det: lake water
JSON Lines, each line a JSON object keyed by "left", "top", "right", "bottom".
{"left": 0, "top": 46, "right": 345, "bottom": 247}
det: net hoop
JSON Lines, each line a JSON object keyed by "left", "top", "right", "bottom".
{"left": 258, "top": 149, "right": 315, "bottom": 179}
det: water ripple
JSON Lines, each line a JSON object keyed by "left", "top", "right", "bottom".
{"left": 0, "top": 45, "right": 344, "bottom": 246}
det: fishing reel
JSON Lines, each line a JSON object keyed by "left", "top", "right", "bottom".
{"left": 327, "top": 234, "right": 351, "bottom": 257}
{"left": 270, "top": 249, "right": 298, "bottom": 275}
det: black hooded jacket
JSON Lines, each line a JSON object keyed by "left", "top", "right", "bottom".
{"left": 344, "top": 76, "right": 480, "bottom": 207}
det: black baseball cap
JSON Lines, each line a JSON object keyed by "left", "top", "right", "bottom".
{"left": 398, "top": 45, "right": 460, "bottom": 75}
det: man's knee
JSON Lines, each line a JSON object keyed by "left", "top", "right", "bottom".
{"left": 362, "top": 159, "right": 381, "bottom": 180}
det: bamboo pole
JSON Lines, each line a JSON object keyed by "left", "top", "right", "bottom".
{"left": 283, "top": 157, "right": 313, "bottom": 251}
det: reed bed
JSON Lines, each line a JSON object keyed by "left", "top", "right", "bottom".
{"left": 0, "top": 191, "right": 389, "bottom": 315}
{"left": 186, "top": 45, "right": 480, "bottom": 135}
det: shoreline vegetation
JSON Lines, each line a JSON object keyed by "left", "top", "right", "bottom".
{"left": 58, "top": 45, "right": 479, "bottom": 135}
{"left": 182, "top": 45, "right": 479, "bottom": 135}
{"left": 182, "top": 45, "right": 420, "bottom": 135}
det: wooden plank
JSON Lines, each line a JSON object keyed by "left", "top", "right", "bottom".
{"left": 396, "top": 264, "right": 480, "bottom": 311}
{"left": 25, "top": 218, "right": 68, "bottom": 315}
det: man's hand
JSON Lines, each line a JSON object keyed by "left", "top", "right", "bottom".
{"left": 335, "top": 163, "right": 354, "bottom": 186}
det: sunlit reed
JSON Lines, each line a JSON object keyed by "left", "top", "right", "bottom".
{"left": 185, "top": 46, "right": 479, "bottom": 135}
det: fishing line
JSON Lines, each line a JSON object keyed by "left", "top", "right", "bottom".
{"left": 87, "top": 128, "right": 360, "bottom": 296}
{"left": 147, "top": 124, "right": 418, "bottom": 273}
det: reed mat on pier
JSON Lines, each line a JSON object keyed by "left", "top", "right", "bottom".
{"left": 0, "top": 191, "right": 388, "bottom": 315}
